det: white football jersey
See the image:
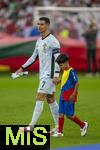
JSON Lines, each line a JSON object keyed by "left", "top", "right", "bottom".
{"left": 22, "top": 34, "right": 60, "bottom": 79}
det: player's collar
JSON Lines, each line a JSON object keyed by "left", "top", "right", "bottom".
{"left": 42, "top": 33, "right": 51, "bottom": 40}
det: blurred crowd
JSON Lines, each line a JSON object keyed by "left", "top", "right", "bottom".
{"left": 49, "top": 11, "right": 100, "bottom": 39}
{"left": 0, "top": 0, "right": 100, "bottom": 38}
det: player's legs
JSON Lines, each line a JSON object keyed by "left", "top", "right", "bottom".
{"left": 47, "top": 93, "right": 59, "bottom": 132}
{"left": 52, "top": 113, "right": 64, "bottom": 137}
{"left": 58, "top": 98, "right": 65, "bottom": 134}
{"left": 39, "top": 77, "right": 59, "bottom": 133}
{"left": 30, "top": 78, "right": 58, "bottom": 131}
{"left": 64, "top": 101, "right": 84, "bottom": 127}
{"left": 29, "top": 78, "right": 48, "bottom": 129}
{"left": 58, "top": 114, "right": 64, "bottom": 136}
{"left": 64, "top": 101, "right": 88, "bottom": 136}
{"left": 29, "top": 92, "right": 46, "bottom": 127}
{"left": 52, "top": 98, "right": 64, "bottom": 137}
{"left": 92, "top": 50, "right": 98, "bottom": 74}
{"left": 20, "top": 92, "right": 45, "bottom": 132}
{"left": 38, "top": 77, "right": 59, "bottom": 131}
{"left": 22, "top": 78, "right": 59, "bottom": 132}
{"left": 86, "top": 50, "right": 92, "bottom": 74}
{"left": 70, "top": 115, "right": 88, "bottom": 136}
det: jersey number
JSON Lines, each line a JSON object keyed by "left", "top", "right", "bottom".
{"left": 41, "top": 81, "right": 46, "bottom": 88}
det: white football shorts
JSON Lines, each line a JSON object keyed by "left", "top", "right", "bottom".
{"left": 38, "top": 78, "right": 56, "bottom": 94}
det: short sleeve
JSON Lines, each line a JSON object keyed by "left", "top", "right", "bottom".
{"left": 70, "top": 69, "right": 78, "bottom": 83}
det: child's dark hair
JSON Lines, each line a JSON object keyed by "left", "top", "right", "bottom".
{"left": 39, "top": 17, "right": 50, "bottom": 25}
{"left": 56, "top": 54, "right": 70, "bottom": 64}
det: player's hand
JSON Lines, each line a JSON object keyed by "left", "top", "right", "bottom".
{"left": 15, "top": 67, "right": 23, "bottom": 74}
{"left": 69, "top": 93, "right": 75, "bottom": 101}
{"left": 53, "top": 77, "right": 61, "bottom": 84}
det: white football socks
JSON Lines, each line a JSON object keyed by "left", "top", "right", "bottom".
{"left": 30, "top": 101, "right": 44, "bottom": 127}
{"left": 49, "top": 101, "right": 59, "bottom": 128}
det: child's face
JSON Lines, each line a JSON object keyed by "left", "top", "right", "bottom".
{"left": 59, "top": 61, "right": 69, "bottom": 70}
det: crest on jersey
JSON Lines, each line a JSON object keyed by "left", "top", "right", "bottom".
{"left": 43, "top": 43, "right": 48, "bottom": 52}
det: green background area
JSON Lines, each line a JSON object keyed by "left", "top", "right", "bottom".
{"left": 0, "top": 41, "right": 36, "bottom": 58}
{"left": 0, "top": 73, "right": 100, "bottom": 148}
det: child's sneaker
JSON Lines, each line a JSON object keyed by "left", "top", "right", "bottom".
{"left": 80, "top": 122, "right": 88, "bottom": 136}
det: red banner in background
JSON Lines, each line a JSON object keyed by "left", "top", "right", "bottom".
{"left": 58, "top": 36, "right": 100, "bottom": 72}
{"left": 0, "top": 56, "right": 39, "bottom": 72}
{"left": 0, "top": 34, "right": 100, "bottom": 72}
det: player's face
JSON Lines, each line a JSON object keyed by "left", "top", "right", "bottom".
{"left": 59, "top": 62, "right": 69, "bottom": 70}
{"left": 37, "top": 20, "right": 49, "bottom": 33}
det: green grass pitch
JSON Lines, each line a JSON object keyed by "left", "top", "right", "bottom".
{"left": 0, "top": 73, "right": 100, "bottom": 148}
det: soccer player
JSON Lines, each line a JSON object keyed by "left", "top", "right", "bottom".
{"left": 15, "top": 17, "right": 60, "bottom": 132}
{"left": 52, "top": 54, "right": 88, "bottom": 136}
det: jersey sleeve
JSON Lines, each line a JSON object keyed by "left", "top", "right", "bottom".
{"left": 52, "top": 39, "right": 61, "bottom": 77}
{"left": 70, "top": 69, "right": 78, "bottom": 84}
{"left": 22, "top": 41, "right": 38, "bottom": 69}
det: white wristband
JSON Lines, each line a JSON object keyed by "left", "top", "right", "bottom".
{"left": 54, "top": 73, "right": 59, "bottom": 78}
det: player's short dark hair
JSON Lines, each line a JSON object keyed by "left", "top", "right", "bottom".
{"left": 39, "top": 17, "right": 50, "bottom": 25}
{"left": 56, "top": 54, "right": 70, "bottom": 64}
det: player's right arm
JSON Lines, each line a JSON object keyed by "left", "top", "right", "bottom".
{"left": 16, "top": 42, "right": 38, "bottom": 74}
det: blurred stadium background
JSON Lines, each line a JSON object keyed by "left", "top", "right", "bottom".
{"left": 0, "top": 0, "right": 100, "bottom": 72}
{"left": 0, "top": 1, "right": 100, "bottom": 150}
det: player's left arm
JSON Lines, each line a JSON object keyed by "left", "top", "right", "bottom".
{"left": 52, "top": 47, "right": 61, "bottom": 84}
{"left": 69, "top": 70, "right": 79, "bottom": 101}
{"left": 70, "top": 82, "right": 79, "bottom": 98}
